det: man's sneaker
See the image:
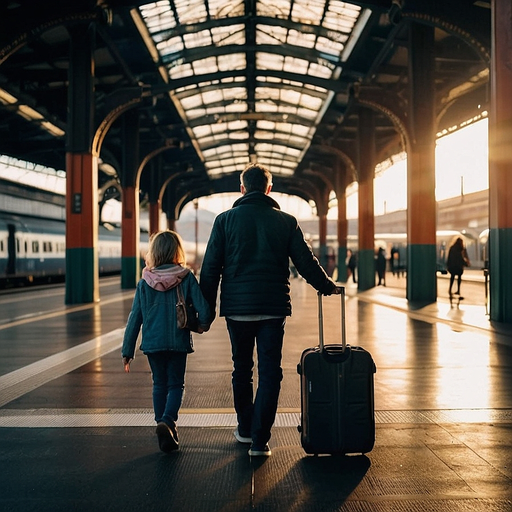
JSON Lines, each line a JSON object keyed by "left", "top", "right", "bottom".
{"left": 248, "top": 444, "right": 271, "bottom": 457}
{"left": 234, "top": 429, "right": 252, "bottom": 444}
{"left": 156, "top": 422, "right": 179, "bottom": 453}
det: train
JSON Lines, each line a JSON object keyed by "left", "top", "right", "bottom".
{"left": 0, "top": 212, "right": 149, "bottom": 288}
{"left": 0, "top": 211, "right": 210, "bottom": 288}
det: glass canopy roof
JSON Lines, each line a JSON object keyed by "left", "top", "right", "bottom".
{"left": 136, "top": 0, "right": 369, "bottom": 178}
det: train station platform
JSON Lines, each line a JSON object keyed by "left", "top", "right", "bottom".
{"left": 0, "top": 272, "right": 511, "bottom": 511}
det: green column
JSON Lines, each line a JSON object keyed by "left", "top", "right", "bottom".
{"left": 65, "top": 247, "right": 97, "bottom": 304}
{"left": 406, "top": 244, "right": 437, "bottom": 302}
{"left": 489, "top": 228, "right": 512, "bottom": 322}
{"left": 358, "top": 248, "right": 375, "bottom": 291}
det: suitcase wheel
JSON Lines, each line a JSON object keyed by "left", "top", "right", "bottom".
{"left": 297, "top": 424, "right": 302, "bottom": 433}
{"left": 296, "top": 363, "right": 301, "bottom": 374}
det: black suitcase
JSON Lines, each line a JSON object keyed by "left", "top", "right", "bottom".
{"left": 297, "top": 286, "right": 376, "bottom": 455}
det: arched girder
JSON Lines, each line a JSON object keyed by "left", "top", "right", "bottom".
{"left": 154, "top": 68, "right": 344, "bottom": 96}
{"left": 354, "top": 86, "right": 409, "bottom": 156}
{"left": 309, "top": 144, "right": 357, "bottom": 188}
{"left": 93, "top": 87, "right": 147, "bottom": 157}
{"left": 199, "top": 135, "right": 306, "bottom": 153}
{"left": 0, "top": 8, "right": 105, "bottom": 67}
{"left": 188, "top": 111, "right": 319, "bottom": 131}
{"left": 176, "top": 78, "right": 326, "bottom": 102}
{"left": 135, "top": 140, "right": 181, "bottom": 189}
{"left": 169, "top": 170, "right": 325, "bottom": 219}
{"left": 398, "top": 7, "right": 490, "bottom": 64}
{"left": 158, "top": 14, "right": 353, "bottom": 51}
{"left": 98, "top": 178, "right": 121, "bottom": 203}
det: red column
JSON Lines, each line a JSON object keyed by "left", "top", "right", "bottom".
{"left": 488, "top": 0, "right": 512, "bottom": 322}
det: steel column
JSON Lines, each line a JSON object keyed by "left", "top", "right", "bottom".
{"left": 65, "top": 24, "right": 98, "bottom": 304}
{"left": 335, "top": 168, "right": 349, "bottom": 283}
{"left": 120, "top": 110, "right": 140, "bottom": 288}
{"left": 406, "top": 23, "right": 437, "bottom": 303}
{"left": 357, "top": 108, "right": 376, "bottom": 291}
{"left": 148, "top": 158, "right": 162, "bottom": 235}
{"left": 489, "top": 0, "right": 512, "bottom": 322}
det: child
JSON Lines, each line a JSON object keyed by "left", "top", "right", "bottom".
{"left": 122, "top": 230, "right": 210, "bottom": 453}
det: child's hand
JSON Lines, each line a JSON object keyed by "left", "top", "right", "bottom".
{"left": 123, "top": 357, "right": 133, "bottom": 373}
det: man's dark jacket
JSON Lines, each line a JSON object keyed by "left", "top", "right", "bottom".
{"left": 199, "top": 191, "right": 336, "bottom": 320}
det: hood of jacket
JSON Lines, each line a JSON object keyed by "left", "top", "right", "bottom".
{"left": 232, "top": 191, "right": 281, "bottom": 210}
{"left": 142, "top": 264, "right": 190, "bottom": 291}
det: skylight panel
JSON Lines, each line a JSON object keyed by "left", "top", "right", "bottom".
{"left": 324, "top": 3, "right": 361, "bottom": 32}
{"left": 278, "top": 122, "right": 309, "bottom": 136}
{"left": 140, "top": 1, "right": 176, "bottom": 31}
{"left": 207, "top": 164, "right": 241, "bottom": 176}
{"left": 208, "top": 0, "right": 246, "bottom": 18}
{"left": 282, "top": 57, "right": 310, "bottom": 75}
{"left": 183, "top": 30, "right": 213, "bottom": 48}
{"left": 308, "top": 61, "right": 334, "bottom": 78}
{"left": 286, "top": 29, "right": 316, "bottom": 49}
{"left": 256, "top": 0, "right": 291, "bottom": 18}
{"left": 218, "top": 54, "right": 245, "bottom": 72}
{"left": 257, "top": 143, "right": 301, "bottom": 158}
{"left": 169, "top": 62, "right": 194, "bottom": 79}
{"left": 255, "top": 101, "right": 279, "bottom": 113}
{"left": 179, "top": 93, "right": 204, "bottom": 110}
{"left": 291, "top": 0, "right": 325, "bottom": 25}
{"left": 316, "top": 36, "right": 345, "bottom": 56}
{"left": 255, "top": 25, "right": 288, "bottom": 46}
{"left": 297, "top": 106, "right": 318, "bottom": 120}
{"left": 192, "top": 57, "right": 219, "bottom": 75}
{"left": 174, "top": 0, "right": 208, "bottom": 24}
{"left": 211, "top": 25, "right": 245, "bottom": 46}
{"left": 185, "top": 108, "right": 208, "bottom": 120}
{"left": 194, "top": 125, "right": 214, "bottom": 138}
{"left": 157, "top": 37, "right": 184, "bottom": 57}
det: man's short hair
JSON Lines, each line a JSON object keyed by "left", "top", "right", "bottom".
{"left": 241, "top": 163, "right": 272, "bottom": 193}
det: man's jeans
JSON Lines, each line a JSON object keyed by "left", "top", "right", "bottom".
{"left": 226, "top": 317, "right": 285, "bottom": 447}
{"left": 147, "top": 351, "right": 187, "bottom": 425}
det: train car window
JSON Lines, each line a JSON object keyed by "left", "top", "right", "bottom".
{"left": 16, "top": 238, "right": 20, "bottom": 253}
{"left": 32, "top": 240, "right": 40, "bottom": 253}
{"left": 43, "top": 241, "right": 53, "bottom": 253}
{"left": 0, "top": 240, "right": 3, "bottom": 252}
{"left": 24, "top": 241, "right": 28, "bottom": 253}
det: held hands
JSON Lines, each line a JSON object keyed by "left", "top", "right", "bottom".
{"left": 196, "top": 324, "right": 211, "bottom": 334}
{"left": 122, "top": 356, "right": 133, "bottom": 373}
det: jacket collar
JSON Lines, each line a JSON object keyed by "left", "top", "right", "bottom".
{"left": 232, "top": 191, "right": 281, "bottom": 210}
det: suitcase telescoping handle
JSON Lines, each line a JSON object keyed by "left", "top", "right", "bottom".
{"left": 318, "top": 285, "right": 346, "bottom": 353}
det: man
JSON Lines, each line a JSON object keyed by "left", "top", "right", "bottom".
{"left": 200, "top": 163, "right": 338, "bottom": 456}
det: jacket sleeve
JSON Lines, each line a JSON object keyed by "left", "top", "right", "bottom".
{"left": 121, "top": 283, "right": 143, "bottom": 359}
{"left": 185, "top": 273, "right": 211, "bottom": 329}
{"left": 199, "top": 216, "right": 225, "bottom": 321}
{"left": 289, "top": 222, "right": 337, "bottom": 295}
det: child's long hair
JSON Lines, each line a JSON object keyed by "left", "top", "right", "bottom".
{"left": 146, "top": 230, "right": 186, "bottom": 268}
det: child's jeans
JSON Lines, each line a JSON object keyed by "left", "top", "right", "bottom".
{"left": 147, "top": 351, "right": 187, "bottom": 425}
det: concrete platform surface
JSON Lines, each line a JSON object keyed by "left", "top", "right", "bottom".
{"left": 0, "top": 274, "right": 511, "bottom": 511}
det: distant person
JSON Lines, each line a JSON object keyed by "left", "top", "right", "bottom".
{"left": 390, "top": 245, "right": 399, "bottom": 276}
{"left": 347, "top": 249, "right": 357, "bottom": 283}
{"left": 447, "top": 236, "right": 470, "bottom": 299}
{"left": 376, "top": 247, "right": 387, "bottom": 286}
{"left": 200, "top": 163, "right": 338, "bottom": 457}
{"left": 122, "top": 230, "right": 210, "bottom": 453}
